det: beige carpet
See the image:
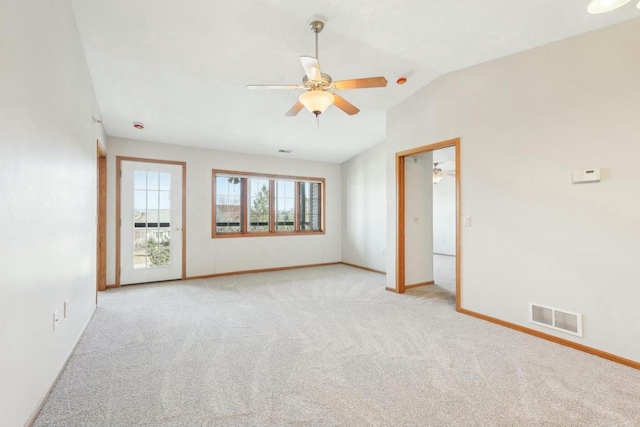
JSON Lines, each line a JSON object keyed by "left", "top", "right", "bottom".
{"left": 34, "top": 265, "right": 640, "bottom": 426}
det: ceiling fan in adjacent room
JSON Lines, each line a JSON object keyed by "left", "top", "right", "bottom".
{"left": 433, "top": 161, "right": 456, "bottom": 184}
{"left": 246, "top": 20, "right": 387, "bottom": 118}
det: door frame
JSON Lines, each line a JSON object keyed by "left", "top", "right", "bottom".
{"left": 396, "top": 138, "right": 461, "bottom": 310}
{"left": 97, "top": 142, "right": 107, "bottom": 293}
{"left": 115, "top": 156, "right": 187, "bottom": 287}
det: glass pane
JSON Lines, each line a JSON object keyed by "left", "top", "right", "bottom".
{"left": 248, "top": 178, "right": 269, "bottom": 232}
{"left": 159, "top": 209, "right": 171, "bottom": 225}
{"left": 299, "top": 182, "right": 321, "bottom": 231}
{"left": 215, "top": 176, "right": 242, "bottom": 233}
{"left": 134, "top": 171, "right": 147, "bottom": 190}
{"left": 147, "top": 191, "right": 159, "bottom": 209}
{"left": 133, "top": 169, "right": 173, "bottom": 269}
{"left": 134, "top": 209, "right": 146, "bottom": 226}
{"left": 159, "top": 191, "right": 170, "bottom": 209}
{"left": 147, "top": 230, "right": 171, "bottom": 268}
{"left": 133, "top": 230, "right": 147, "bottom": 269}
{"left": 284, "top": 199, "right": 294, "bottom": 212}
{"left": 159, "top": 173, "right": 171, "bottom": 191}
{"left": 276, "top": 180, "right": 295, "bottom": 232}
{"left": 147, "top": 172, "right": 159, "bottom": 190}
{"left": 146, "top": 210, "right": 159, "bottom": 224}
{"left": 134, "top": 190, "right": 147, "bottom": 210}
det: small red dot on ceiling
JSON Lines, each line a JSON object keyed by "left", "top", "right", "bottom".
{"left": 396, "top": 77, "right": 407, "bottom": 85}
{"left": 133, "top": 122, "right": 145, "bottom": 130}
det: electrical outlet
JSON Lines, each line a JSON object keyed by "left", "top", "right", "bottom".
{"left": 64, "top": 300, "right": 69, "bottom": 318}
{"left": 464, "top": 216, "right": 472, "bottom": 226}
{"left": 367, "top": 246, "right": 371, "bottom": 253}
{"left": 261, "top": 248, "right": 267, "bottom": 255}
{"left": 53, "top": 311, "right": 59, "bottom": 331}
{"left": 381, "top": 248, "right": 385, "bottom": 255}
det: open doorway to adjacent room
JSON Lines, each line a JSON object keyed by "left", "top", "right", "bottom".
{"left": 432, "top": 146, "right": 457, "bottom": 298}
{"left": 396, "top": 138, "right": 460, "bottom": 310}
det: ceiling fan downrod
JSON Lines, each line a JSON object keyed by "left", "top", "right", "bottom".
{"left": 309, "top": 20, "right": 324, "bottom": 60}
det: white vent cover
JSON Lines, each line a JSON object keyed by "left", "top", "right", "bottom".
{"left": 529, "top": 303, "right": 583, "bottom": 337}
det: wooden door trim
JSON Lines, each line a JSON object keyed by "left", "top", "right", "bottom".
{"left": 115, "top": 156, "right": 187, "bottom": 287}
{"left": 396, "top": 138, "right": 461, "bottom": 311}
{"left": 396, "top": 154, "right": 405, "bottom": 293}
{"left": 97, "top": 142, "right": 107, "bottom": 293}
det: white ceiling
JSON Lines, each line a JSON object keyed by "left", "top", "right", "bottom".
{"left": 70, "top": 0, "right": 640, "bottom": 163}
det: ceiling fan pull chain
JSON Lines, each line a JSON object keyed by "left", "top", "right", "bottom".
{"left": 316, "top": 115, "right": 320, "bottom": 130}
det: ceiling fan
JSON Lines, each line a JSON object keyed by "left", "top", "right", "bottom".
{"left": 246, "top": 20, "right": 387, "bottom": 117}
{"left": 433, "top": 161, "right": 456, "bottom": 184}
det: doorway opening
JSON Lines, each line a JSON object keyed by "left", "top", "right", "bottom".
{"left": 395, "top": 138, "right": 461, "bottom": 310}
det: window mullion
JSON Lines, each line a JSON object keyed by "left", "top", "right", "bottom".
{"left": 294, "top": 181, "right": 300, "bottom": 232}
{"left": 319, "top": 182, "right": 323, "bottom": 232}
{"left": 241, "top": 178, "right": 248, "bottom": 234}
{"left": 211, "top": 172, "right": 217, "bottom": 237}
{"left": 269, "top": 180, "right": 275, "bottom": 233}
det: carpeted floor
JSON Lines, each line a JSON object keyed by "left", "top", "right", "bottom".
{"left": 433, "top": 254, "right": 456, "bottom": 295}
{"left": 34, "top": 264, "right": 640, "bottom": 426}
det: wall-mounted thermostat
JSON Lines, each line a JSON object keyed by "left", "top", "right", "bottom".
{"left": 572, "top": 168, "right": 601, "bottom": 183}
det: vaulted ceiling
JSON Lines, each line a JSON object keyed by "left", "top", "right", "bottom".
{"left": 70, "top": 0, "right": 639, "bottom": 163}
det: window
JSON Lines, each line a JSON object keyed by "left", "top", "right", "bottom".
{"left": 248, "top": 178, "right": 270, "bottom": 232}
{"left": 299, "top": 181, "right": 321, "bottom": 231}
{"left": 212, "top": 170, "right": 324, "bottom": 237}
{"left": 214, "top": 176, "right": 242, "bottom": 234}
{"left": 275, "top": 180, "right": 295, "bottom": 232}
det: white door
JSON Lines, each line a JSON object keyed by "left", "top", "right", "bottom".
{"left": 120, "top": 161, "right": 183, "bottom": 285}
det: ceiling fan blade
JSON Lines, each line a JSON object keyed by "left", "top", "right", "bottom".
{"left": 434, "top": 160, "right": 455, "bottom": 167}
{"left": 285, "top": 101, "right": 304, "bottom": 117}
{"left": 300, "top": 56, "right": 322, "bottom": 81}
{"left": 332, "top": 77, "right": 388, "bottom": 90}
{"left": 246, "top": 85, "right": 302, "bottom": 90}
{"left": 333, "top": 94, "right": 360, "bottom": 116}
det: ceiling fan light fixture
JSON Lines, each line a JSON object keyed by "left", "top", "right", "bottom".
{"left": 299, "top": 90, "right": 334, "bottom": 116}
{"left": 587, "top": 0, "right": 631, "bottom": 13}
{"left": 433, "top": 175, "right": 443, "bottom": 184}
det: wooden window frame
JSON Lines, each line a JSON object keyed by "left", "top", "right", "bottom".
{"left": 212, "top": 169, "right": 325, "bottom": 238}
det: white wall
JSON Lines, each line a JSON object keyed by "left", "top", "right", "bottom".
{"left": 106, "top": 137, "right": 341, "bottom": 283}
{"left": 404, "top": 152, "right": 434, "bottom": 285}
{"left": 341, "top": 142, "right": 386, "bottom": 272}
{"left": 433, "top": 175, "right": 456, "bottom": 256}
{"left": 385, "top": 19, "right": 640, "bottom": 362}
{"left": 0, "top": 1, "right": 106, "bottom": 425}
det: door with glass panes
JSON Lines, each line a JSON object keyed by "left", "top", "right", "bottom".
{"left": 120, "top": 160, "right": 183, "bottom": 285}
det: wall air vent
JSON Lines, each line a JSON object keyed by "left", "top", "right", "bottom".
{"left": 529, "top": 303, "right": 583, "bottom": 337}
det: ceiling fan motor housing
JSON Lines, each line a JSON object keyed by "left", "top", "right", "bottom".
{"left": 302, "top": 73, "right": 332, "bottom": 90}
